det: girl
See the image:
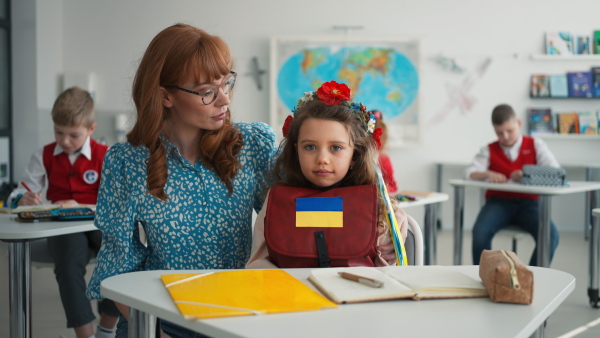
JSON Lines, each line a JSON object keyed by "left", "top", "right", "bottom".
{"left": 372, "top": 110, "right": 398, "bottom": 194}
{"left": 246, "top": 81, "right": 407, "bottom": 269}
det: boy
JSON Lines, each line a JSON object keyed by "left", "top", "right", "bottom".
{"left": 8, "top": 87, "right": 119, "bottom": 338}
{"left": 465, "top": 104, "right": 560, "bottom": 266}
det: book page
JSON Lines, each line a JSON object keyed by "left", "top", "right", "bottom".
{"left": 379, "top": 266, "right": 486, "bottom": 292}
{"left": 308, "top": 267, "right": 413, "bottom": 304}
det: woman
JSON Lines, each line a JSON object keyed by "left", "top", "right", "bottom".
{"left": 86, "top": 23, "right": 277, "bottom": 337}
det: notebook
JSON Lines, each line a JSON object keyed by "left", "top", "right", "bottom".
{"left": 161, "top": 270, "right": 337, "bottom": 319}
{"left": 308, "top": 266, "right": 488, "bottom": 304}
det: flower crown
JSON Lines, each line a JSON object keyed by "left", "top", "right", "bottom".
{"left": 282, "top": 81, "right": 382, "bottom": 149}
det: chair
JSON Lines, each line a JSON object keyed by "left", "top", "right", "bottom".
{"left": 498, "top": 225, "right": 531, "bottom": 254}
{"left": 405, "top": 214, "right": 424, "bottom": 266}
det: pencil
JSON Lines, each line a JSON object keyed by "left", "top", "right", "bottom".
{"left": 338, "top": 272, "right": 384, "bottom": 288}
{"left": 21, "top": 181, "right": 33, "bottom": 192}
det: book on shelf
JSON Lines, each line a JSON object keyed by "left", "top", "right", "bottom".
{"left": 578, "top": 111, "right": 599, "bottom": 135}
{"left": 549, "top": 74, "right": 569, "bottom": 97}
{"left": 567, "top": 71, "right": 593, "bottom": 97}
{"left": 528, "top": 107, "right": 554, "bottom": 135}
{"left": 161, "top": 270, "right": 336, "bottom": 319}
{"left": 545, "top": 31, "right": 573, "bottom": 55}
{"left": 308, "top": 266, "right": 488, "bottom": 304}
{"left": 530, "top": 74, "right": 550, "bottom": 97}
{"left": 594, "top": 30, "right": 600, "bottom": 54}
{"left": 592, "top": 67, "right": 600, "bottom": 97}
{"left": 573, "top": 34, "right": 591, "bottom": 54}
{"left": 556, "top": 112, "right": 580, "bottom": 134}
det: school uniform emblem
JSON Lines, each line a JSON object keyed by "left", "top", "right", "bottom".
{"left": 83, "top": 170, "right": 99, "bottom": 184}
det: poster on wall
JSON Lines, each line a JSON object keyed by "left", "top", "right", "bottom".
{"left": 270, "top": 36, "right": 421, "bottom": 147}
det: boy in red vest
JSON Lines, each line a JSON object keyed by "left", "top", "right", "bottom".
{"left": 8, "top": 87, "right": 119, "bottom": 338}
{"left": 465, "top": 104, "right": 560, "bottom": 266}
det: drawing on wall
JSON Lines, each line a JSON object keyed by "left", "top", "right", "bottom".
{"left": 270, "top": 36, "right": 421, "bottom": 147}
{"left": 428, "top": 57, "right": 492, "bottom": 127}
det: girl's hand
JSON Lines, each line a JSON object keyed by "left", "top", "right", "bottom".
{"left": 377, "top": 243, "right": 397, "bottom": 265}
{"left": 160, "top": 330, "right": 172, "bottom": 338}
{"left": 18, "top": 192, "right": 42, "bottom": 206}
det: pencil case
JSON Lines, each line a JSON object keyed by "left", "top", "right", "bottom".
{"left": 521, "top": 165, "right": 567, "bottom": 186}
{"left": 478, "top": 249, "right": 534, "bottom": 305}
{"left": 17, "top": 208, "right": 95, "bottom": 222}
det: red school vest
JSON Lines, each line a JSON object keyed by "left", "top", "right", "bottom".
{"left": 486, "top": 136, "right": 538, "bottom": 200}
{"left": 42, "top": 139, "right": 109, "bottom": 204}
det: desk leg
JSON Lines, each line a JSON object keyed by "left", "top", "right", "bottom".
{"left": 129, "top": 308, "right": 157, "bottom": 338}
{"left": 435, "top": 163, "right": 443, "bottom": 229}
{"left": 424, "top": 203, "right": 439, "bottom": 265}
{"left": 588, "top": 190, "right": 600, "bottom": 308}
{"left": 7, "top": 240, "right": 32, "bottom": 338}
{"left": 453, "top": 186, "right": 465, "bottom": 265}
{"left": 537, "top": 196, "right": 551, "bottom": 268}
{"left": 530, "top": 325, "right": 544, "bottom": 338}
{"left": 584, "top": 168, "right": 594, "bottom": 240}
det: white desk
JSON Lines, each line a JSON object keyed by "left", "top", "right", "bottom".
{"left": 436, "top": 162, "right": 600, "bottom": 239}
{"left": 101, "top": 266, "right": 575, "bottom": 338}
{"left": 449, "top": 180, "right": 600, "bottom": 269}
{"left": 0, "top": 214, "right": 97, "bottom": 338}
{"left": 591, "top": 208, "right": 600, "bottom": 308}
{"left": 397, "top": 192, "right": 449, "bottom": 265}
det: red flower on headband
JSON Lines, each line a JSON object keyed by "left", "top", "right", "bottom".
{"left": 282, "top": 115, "right": 294, "bottom": 138}
{"left": 372, "top": 127, "right": 383, "bottom": 150}
{"left": 316, "top": 81, "right": 351, "bottom": 105}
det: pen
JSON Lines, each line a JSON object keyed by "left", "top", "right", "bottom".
{"left": 21, "top": 181, "right": 33, "bottom": 192}
{"left": 338, "top": 272, "right": 384, "bottom": 288}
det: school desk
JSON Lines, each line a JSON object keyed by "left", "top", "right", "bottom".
{"left": 449, "top": 180, "right": 600, "bottom": 269}
{"left": 101, "top": 266, "right": 574, "bottom": 338}
{"left": 0, "top": 214, "right": 97, "bottom": 338}
{"left": 397, "top": 192, "right": 449, "bottom": 265}
{"left": 436, "top": 161, "right": 600, "bottom": 239}
{"left": 591, "top": 208, "right": 600, "bottom": 308}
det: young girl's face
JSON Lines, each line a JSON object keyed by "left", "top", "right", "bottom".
{"left": 296, "top": 118, "right": 355, "bottom": 188}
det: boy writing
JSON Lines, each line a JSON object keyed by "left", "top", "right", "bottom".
{"left": 8, "top": 87, "right": 119, "bottom": 338}
{"left": 465, "top": 104, "right": 560, "bottom": 266}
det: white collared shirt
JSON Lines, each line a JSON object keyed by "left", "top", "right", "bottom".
{"left": 8, "top": 136, "right": 93, "bottom": 204}
{"left": 465, "top": 136, "right": 560, "bottom": 178}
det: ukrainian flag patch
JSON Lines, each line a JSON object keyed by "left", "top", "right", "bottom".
{"left": 295, "top": 196, "right": 343, "bottom": 228}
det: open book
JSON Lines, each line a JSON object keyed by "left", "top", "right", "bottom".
{"left": 308, "top": 266, "right": 488, "bottom": 304}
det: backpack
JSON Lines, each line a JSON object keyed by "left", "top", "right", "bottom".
{"left": 264, "top": 184, "right": 379, "bottom": 268}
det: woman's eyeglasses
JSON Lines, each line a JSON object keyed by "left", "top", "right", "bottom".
{"left": 165, "top": 71, "right": 237, "bottom": 105}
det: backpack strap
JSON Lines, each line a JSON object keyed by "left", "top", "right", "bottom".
{"left": 314, "top": 231, "right": 330, "bottom": 267}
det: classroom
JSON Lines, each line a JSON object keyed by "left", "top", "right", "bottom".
{"left": 1, "top": 0, "right": 600, "bottom": 337}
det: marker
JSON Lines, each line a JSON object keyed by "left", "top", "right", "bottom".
{"left": 21, "top": 181, "right": 33, "bottom": 192}
{"left": 338, "top": 272, "right": 384, "bottom": 288}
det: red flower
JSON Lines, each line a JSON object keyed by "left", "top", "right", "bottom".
{"left": 316, "top": 81, "right": 351, "bottom": 105}
{"left": 372, "top": 127, "right": 383, "bottom": 150}
{"left": 282, "top": 115, "right": 294, "bottom": 138}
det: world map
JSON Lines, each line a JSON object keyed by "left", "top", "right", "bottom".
{"left": 277, "top": 46, "right": 419, "bottom": 120}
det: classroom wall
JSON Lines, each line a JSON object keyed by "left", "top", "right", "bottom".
{"left": 11, "top": 0, "right": 600, "bottom": 230}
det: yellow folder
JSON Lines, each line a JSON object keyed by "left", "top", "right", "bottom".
{"left": 161, "top": 270, "right": 338, "bottom": 319}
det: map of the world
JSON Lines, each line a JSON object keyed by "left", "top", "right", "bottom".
{"left": 276, "top": 46, "right": 419, "bottom": 120}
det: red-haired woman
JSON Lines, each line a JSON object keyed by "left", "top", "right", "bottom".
{"left": 86, "top": 23, "right": 277, "bottom": 337}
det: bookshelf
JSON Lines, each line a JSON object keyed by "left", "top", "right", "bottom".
{"left": 530, "top": 54, "right": 600, "bottom": 61}
{"left": 536, "top": 134, "right": 600, "bottom": 140}
{"left": 528, "top": 54, "right": 599, "bottom": 138}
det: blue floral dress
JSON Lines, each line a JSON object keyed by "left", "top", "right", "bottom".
{"left": 87, "top": 122, "right": 276, "bottom": 299}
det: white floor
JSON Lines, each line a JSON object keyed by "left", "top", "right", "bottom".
{"left": 0, "top": 230, "right": 599, "bottom": 338}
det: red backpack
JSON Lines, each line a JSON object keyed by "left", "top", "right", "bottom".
{"left": 264, "top": 185, "right": 379, "bottom": 268}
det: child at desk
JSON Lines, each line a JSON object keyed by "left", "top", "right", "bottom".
{"left": 372, "top": 110, "right": 398, "bottom": 194}
{"left": 465, "top": 104, "right": 560, "bottom": 266}
{"left": 8, "top": 87, "right": 119, "bottom": 338}
{"left": 246, "top": 81, "right": 408, "bottom": 269}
